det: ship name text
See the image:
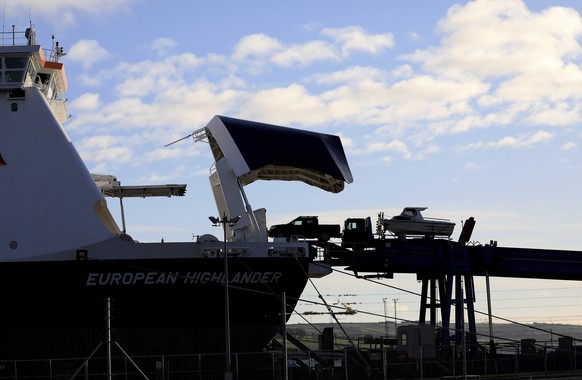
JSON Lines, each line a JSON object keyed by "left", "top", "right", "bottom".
{"left": 86, "top": 271, "right": 282, "bottom": 286}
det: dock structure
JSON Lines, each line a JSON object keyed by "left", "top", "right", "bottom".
{"left": 319, "top": 216, "right": 582, "bottom": 353}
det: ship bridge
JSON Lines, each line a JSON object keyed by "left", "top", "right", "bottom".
{"left": 0, "top": 25, "right": 68, "bottom": 123}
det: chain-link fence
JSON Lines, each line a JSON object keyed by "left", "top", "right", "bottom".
{"left": 1, "top": 341, "right": 582, "bottom": 380}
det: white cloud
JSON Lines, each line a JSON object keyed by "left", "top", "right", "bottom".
{"left": 309, "top": 66, "right": 389, "bottom": 85}
{"left": 67, "top": 40, "right": 109, "bottom": 70}
{"left": 460, "top": 130, "right": 554, "bottom": 150}
{"left": 238, "top": 84, "right": 327, "bottom": 125}
{"left": 321, "top": 26, "right": 395, "bottom": 56}
{"left": 272, "top": 40, "right": 339, "bottom": 67}
{"left": 380, "top": 156, "right": 393, "bottom": 165}
{"left": 78, "top": 73, "right": 102, "bottom": 87}
{"left": 527, "top": 130, "right": 554, "bottom": 145}
{"left": 65, "top": 0, "right": 582, "bottom": 171}
{"left": 384, "top": 0, "right": 582, "bottom": 140}
{"left": 402, "top": 0, "right": 582, "bottom": 121}
{"left": 338, "top": 134, "right": 354, "bottom": 150}
{"left": 524, "top": 102, "right": 582, "bottom": 126}
{"left": 232, "top": 34, "right": 283, "bottom": 61}
{"left": 391, "top": 64, "right": 414, "bottom": 78}
{"left": 408, "top": 1, "right": 582, "bottom": 78}
{"left": 366, "top": 140, "right": 411, "bottom": 159}
{"left": 71, "top": 93, "right": 100, "bottom": 111}
{"left": 465, "top": 162, "right": 482, "bottom": 170}
{"left": 406, "top": 32, "right": 422, "bottom": 41}
{"left": 561, "top": 142, "right": 577, "bottom": 151}
{"left": 6, "top": 0, "right": 137, "bottom": 27}
{"left": 76, "top": 135, "right": 133, "bottom": 164}
{"left": 112, "top": 53, "right": 204, "bottom": 97}
{"left": 230, "top": 34, "right": 285, "bottom": 75}
{"left": 150, "top": 37, "right": 178, "bottom": 56}
{"left": 232, "top": 28, "right": 393, "bottom": 71}
{"left": 142, "top": 145, "right": 202, "bottom": 163}
{"left": 357, "top": 138, "right": 440, "bottom": 161}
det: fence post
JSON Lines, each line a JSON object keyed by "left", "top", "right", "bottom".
{"left": 420, "top": 345, "right": 424, "bottom": 380}
{"left": 484, "top": 348, "right": 487, "bottom": 376}
{"left": 515, "top": 343, "right": 518, "bottom": 374}
{"left": 271, "top": 352, "right": 276, "bottom": 380}
{"left": 344, "top": 349, "right": 349, "bottom": 380}
{"left": 382, "top": 347, "right": 387, "bottom": 380}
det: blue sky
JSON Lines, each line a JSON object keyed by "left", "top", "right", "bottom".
{"left": 6, "top": 0, "right": 582, "bottom": 331}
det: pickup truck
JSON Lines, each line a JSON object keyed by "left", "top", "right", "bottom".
{"left": 267, "top": 216, "right": 341, "bottom": 241}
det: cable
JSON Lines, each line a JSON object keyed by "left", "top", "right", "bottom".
{"left": 312, "top": 266, "right": 582, "bottom": 342}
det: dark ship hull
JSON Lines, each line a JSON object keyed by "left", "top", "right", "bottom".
{"left": 0, "top": 256, "right": 312, "bottom": 359}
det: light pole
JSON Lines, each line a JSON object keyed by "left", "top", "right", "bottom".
{"left": 393, "top": 299, "right": 398, "bottom": 338}
{"left": 383, "top": 298, "right": 388, "bottom": 337}
{"left": 209, "top": 213, "right": 241, "bottom": 380}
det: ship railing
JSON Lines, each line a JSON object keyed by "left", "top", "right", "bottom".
{"left": 0, "top": 27, "right": 63, "bottom": 64}
{"left": 0, "top": 28, "right": 29, "bottom": 46}
{"left": 268, "top": 241, "right": 308, "bottom": 257}
{"left": 423, "top": 216, "right": 452, "bottom": 222}
{"left": 42, "top": 47, "right": 64, "bottom": 63}
{"left": 201, "top": 246, "right": 253, "bottom": 257}
{"left": 268, "top": 246, "right": 306, "bottom": 257}
{"left": 199, "top": 240, "right": 308, "bottom": 258}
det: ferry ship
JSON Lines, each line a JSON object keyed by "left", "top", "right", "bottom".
{"left": 0, "top": 25, "right": 352, "bottom": 360}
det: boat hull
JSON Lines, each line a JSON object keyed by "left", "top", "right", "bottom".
{"left": 386, "top": 220, "right": 455, "bottom": 237}
{"left": 0, "top": 256, "right": 311, "bottom": 359}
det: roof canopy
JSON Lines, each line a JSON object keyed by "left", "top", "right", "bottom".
{"left": 204, "top": 115, "right": 353, "bottom": 193}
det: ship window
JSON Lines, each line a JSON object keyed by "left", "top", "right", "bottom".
{"left": 5, "top": 70, "right": 24, "bottom": 82}
{"left": 401, "top": 332, "right": 408, "bottom": 346}
{"left": 37, "top": 72, "right": 50, "bottom": 84}
{"left": 402, "top": 209, "right": 417, "bottom": 218}
{"left": 5, "top": 57, "right": 28, "bottom": 69}
{"left": 8, "top": 89, "right": 25, "bottom": 99}
{"left": 0, "top": 56, "right": 30, "bottom": 85}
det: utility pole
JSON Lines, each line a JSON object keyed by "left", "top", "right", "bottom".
{"left": 393, "top": 299, "right": 398, "bottom": 337}
{"left": 209, "top": 213, "right": 241, "bottom": 380}
{"left": 383, "top": 298, "right": 388, "bottom": 337}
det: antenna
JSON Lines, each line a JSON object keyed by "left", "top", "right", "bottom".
{"left": 164, "top": 132, "right": 194, "bottom": 147}
{"left": 164, "top": 126, "right": 208, "bottom": 147}
{"left": 2, "top": 0, "right": 5, "bottom": 44}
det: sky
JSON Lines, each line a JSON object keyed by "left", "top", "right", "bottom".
{"left": 5, "top": 0, "right": 582, "bottom": 338}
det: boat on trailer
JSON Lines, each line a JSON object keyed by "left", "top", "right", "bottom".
{"left": 380, "top": 207, "right": 455, "bottom": 239}
{"left": 0, "top": 25, "right": 352, "bottom": 362}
